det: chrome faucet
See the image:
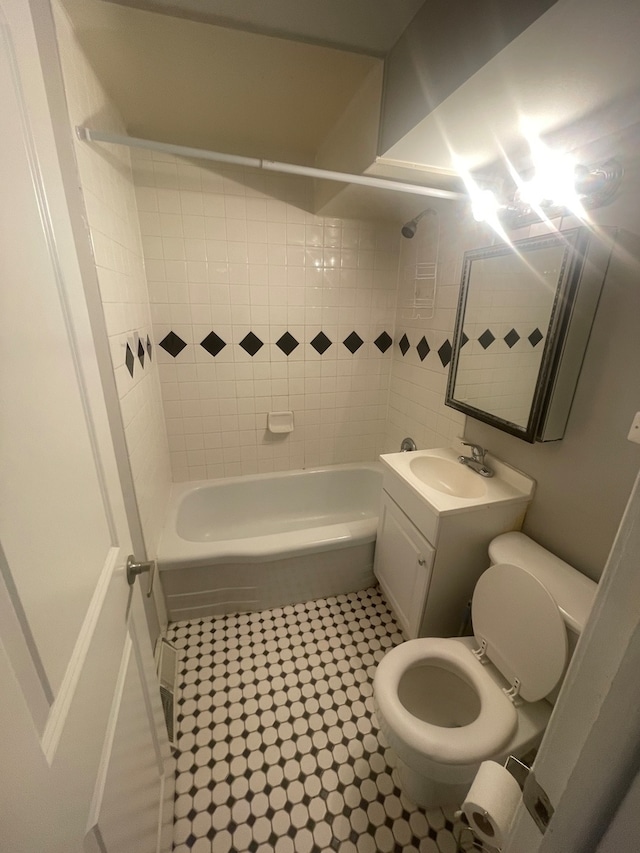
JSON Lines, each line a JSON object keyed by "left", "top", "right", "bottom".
{"left": 400, "top": 437, "right": 417, "bottom": 452}
{"left": 458, "top": 442, "right": 494, "bottom": 478}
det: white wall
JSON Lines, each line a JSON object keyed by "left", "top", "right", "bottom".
{"left": 54, "top": 4, "right": 172, "bottom": 557}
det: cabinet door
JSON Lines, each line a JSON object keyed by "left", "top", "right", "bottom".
{"left": 374, "top": 493, "right": 435, "bottom": 638}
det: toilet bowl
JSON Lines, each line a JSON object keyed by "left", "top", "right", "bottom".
{"left": 374, "top": 533, "right": 597, "bottom": 809}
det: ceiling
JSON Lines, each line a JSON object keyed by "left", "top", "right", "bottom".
{"left": 61, "top": 0, "right": 380, "bottom": 165}
{"left": 101, "top": 0, "right": 426, "bottom": 56}
{"left": 377, "top": 0, "right": 640, "bottom": 175}
{"left": 62, "top": 0, "right": 640, "bottom": 222}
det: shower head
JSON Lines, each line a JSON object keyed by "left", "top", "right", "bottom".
{"left": 400, "top": 208, "right": 435, "bottom": 238}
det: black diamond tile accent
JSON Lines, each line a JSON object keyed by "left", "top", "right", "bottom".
{"left": 159, "top": 331, "right": 187, "bottom": 358}
{"left": 310, "top": 331, "right": 332, "bottom": 355}
{"left": 125, "top": 343, "right": 135, "bottom": 377}
{"left": 504, "top": 328, "right": 520, "bottom": 348}
{"left": 373, "top": 331, "right": 392, "bottom": 353}
{"left": 398, "top": 333, "right": 410, "bottom": 356}
{"left": 276, "top": 331, "right": 299, "bottom": 356}
{"left": 461, "top": 332, "right": 469, "bottom": 347}
{"left": 529, "top": 327, "right": 544, "bottom": 347}
{"left": 146, "top": 334, "right": 152, "bottom": 360}
{"left": 416, "top": 336, "right": 430, "bottom": 362}
{"left": 343, "top": 331, "right": 363, "bottom": 354}
{"left": 478, "top": 329, "right": 496, "bottom": 350}
{"left": 137, "top": 338, "right": 145, "bottom": 367}
{"left": 438, "top": 339, "right": 452, "bottom": 367}
{"left": 200, "top": 331, "right": 226, "bottom": 357}
{"left": 239, "top": 331, "right": 264, "bottom": 357}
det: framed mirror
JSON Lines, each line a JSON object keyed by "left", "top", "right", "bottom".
{"left": 446, "top": 227, "right": 614, "bottom": 442}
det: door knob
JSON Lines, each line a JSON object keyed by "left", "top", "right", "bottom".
{"left": 126, "top": 555, "right": 155, "bottom": 598}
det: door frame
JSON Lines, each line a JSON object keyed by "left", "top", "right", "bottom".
{"left": 30, "top": 0, "right": 167, "bottom": 642}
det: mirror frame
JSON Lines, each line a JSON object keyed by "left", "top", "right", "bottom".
{"left": 446, "top": 227, "right": 609, "bottom": 443}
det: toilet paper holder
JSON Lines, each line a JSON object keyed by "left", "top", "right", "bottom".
{"left": 458, "top": 755, "right": 554, "bottom": 851}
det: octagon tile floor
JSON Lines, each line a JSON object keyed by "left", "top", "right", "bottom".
{"left": 167, "top": 586, "right": 477, "bottom": 853}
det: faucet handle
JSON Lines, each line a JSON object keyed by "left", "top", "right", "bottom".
{"left": 462, "top": 441, "right": 485, "bottom": 461}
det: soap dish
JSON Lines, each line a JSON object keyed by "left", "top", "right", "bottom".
{"left": 268, "top": 411, "right": 294, "bottom": 434}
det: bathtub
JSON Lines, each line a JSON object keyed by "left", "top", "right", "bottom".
{"left": 157, "top": 462, "right": 383, "bottom": 621}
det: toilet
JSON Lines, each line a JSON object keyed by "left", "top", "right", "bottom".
{"left": 373, "top": 532, "right": 597, "bottom": 809}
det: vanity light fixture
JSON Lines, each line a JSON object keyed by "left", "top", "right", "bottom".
{"left": 501, "top": 157, "right": 623, "bottom": 228}
{"left": 463, "top": 125, "right": 623, "bottom": 231}
{"left": 471, "top": 157, "right": 623, "bottom": 230}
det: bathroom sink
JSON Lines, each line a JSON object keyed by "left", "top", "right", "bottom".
{"left": 409, "top": 456, "right": 487, "bottom": 498}
{"left": 379, "top": 446, "right": 535, "bottom": 516}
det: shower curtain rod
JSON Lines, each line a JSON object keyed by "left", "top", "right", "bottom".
{"left": 75, "top": 127, "right": 467, "bottom": 202}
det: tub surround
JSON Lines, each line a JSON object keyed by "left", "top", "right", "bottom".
{"left": 158, "top": 463, "right": 382, "bottom": 620}
{"left": 132, "top": 147, "right": 401, "bottom": 481}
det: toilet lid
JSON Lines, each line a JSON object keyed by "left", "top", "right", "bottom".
{"left": 472, "top": 563, "right": 568, "bottom": 702}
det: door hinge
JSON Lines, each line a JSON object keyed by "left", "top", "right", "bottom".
{"left": 522, "top": 768, "right": 554, "bottom": 834}
{"left": 505, "top": 756, "right": 554, "bottom": 835}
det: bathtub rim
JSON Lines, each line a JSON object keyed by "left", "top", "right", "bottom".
{"left": 157, "top": 460, "right": 383, "bottom": 570}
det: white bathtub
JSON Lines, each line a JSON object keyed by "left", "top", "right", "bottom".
{"left": 157, "top": 462, "right": 382, "bottom": 621}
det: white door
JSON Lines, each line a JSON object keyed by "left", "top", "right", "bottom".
{"left": 504, "top": 468, "right": 640, "bottom": 852}
{"left": 0, "top": 2, "right": 173, "bottom": 851}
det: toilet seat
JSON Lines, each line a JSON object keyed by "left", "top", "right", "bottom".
{"left": 472, "top": 562, "right": 568, "bottom": 702}
{"left": 375, "top": 638, "right": 518, "bottom": 765}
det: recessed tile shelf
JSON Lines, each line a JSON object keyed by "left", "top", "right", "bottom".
{"left": 167, "top": 587, "right": 477, "bottom": 853}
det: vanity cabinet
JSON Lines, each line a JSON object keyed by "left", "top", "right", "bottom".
{"left": 374, "top": 455, "right": 533, "bottom": 639}
{"left": 375, "top": 493, "right": 435, "bottom": 638}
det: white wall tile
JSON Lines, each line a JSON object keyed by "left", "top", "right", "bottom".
{"left": 134, "top": 154, "right": 400, "bottom": 479}
{"left": 383, "top": 208, "right": 490, "bottom": 454}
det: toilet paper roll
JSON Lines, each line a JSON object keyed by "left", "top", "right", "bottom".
{"left": 462, "top": 760, "right": 522, "bottom": 849}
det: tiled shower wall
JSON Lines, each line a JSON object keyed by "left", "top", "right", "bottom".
{"left": 131, "top": 149, "right": 401, "bottom": 481}
{"left": 53, "top": 4, "right": 504, "bottom": 498}
{"left": 384, "top": 208, "right": 493, "bottom": 451}
{"left": 54, "top": 4, "right": 172, "bottom": 553}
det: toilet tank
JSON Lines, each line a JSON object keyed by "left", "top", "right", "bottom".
{"left": 488, "top": 532, "right": 597, "bottom": 641}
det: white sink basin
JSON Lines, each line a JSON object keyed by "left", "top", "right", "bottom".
{"left": 380, "top": 447, "right": 535, "bottom": 515}
{"left": 409, "top": 455, "right": 488, "bottom": 498}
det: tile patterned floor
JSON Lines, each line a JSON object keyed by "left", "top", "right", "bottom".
{"left": 167, "top": 587, "right": 477, "bottom": 853}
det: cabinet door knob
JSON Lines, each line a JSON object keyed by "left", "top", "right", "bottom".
{"left": 418, "top": 556, "right": 426, "bottom": 566}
